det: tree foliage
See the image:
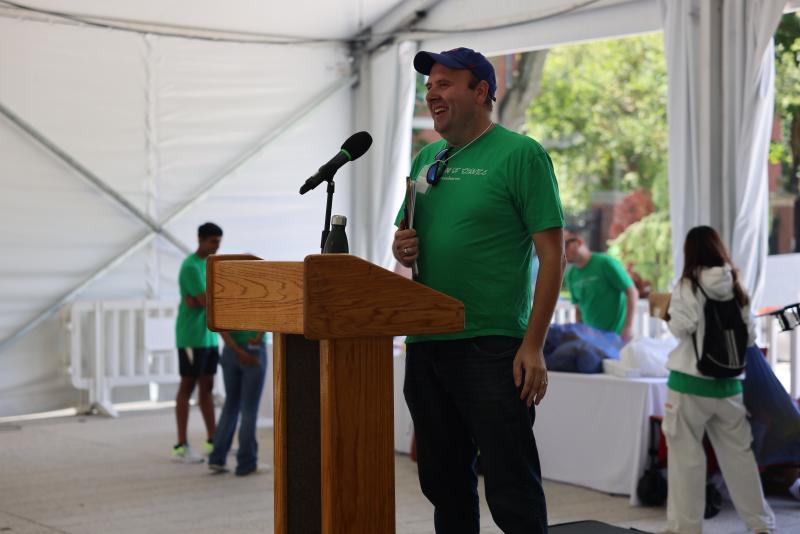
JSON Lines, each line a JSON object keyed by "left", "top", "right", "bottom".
{"left": 607, "top": 211, "right": 673, "bottom": 292}
{"left": 527, "top": 33, "right": 668, "bottom": 214}
{"left": 772, "top": 13, "right": 800, "bottom": 194}
{"left": 609, "top": 189, "right": 654, "bottom": 239}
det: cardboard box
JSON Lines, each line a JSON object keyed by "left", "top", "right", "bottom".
{"left": 648, "top": 292, "right": 671, "bottom": 320}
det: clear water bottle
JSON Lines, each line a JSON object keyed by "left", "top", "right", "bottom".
{"left": 323, "top": 214, "right": 349, "bottom": 253}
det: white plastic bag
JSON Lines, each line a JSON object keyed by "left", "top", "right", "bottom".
{"left": 619, "top": 337, "right": 677, "bottom": 377}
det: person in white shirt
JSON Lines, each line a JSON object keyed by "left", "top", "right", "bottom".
{"left": 663, "top": 225, "right": 774, "bottom": 534}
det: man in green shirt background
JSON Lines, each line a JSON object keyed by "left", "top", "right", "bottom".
{"left": 564, "top": 226, "right": 638, "bottom": 341}
{"left": 173, "top": 222, "right": 222, "bottom": 463}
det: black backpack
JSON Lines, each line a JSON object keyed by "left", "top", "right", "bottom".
{"left": 692, "top": 284, "right": 748, "bottom": 378}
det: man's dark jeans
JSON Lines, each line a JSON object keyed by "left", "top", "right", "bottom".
{"left": 404, "top": 336, "right": 548, "bottom": 534}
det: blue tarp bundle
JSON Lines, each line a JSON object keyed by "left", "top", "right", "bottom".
{"left": 743, "top": 345, "right": 800, "bottom": 466}
{"left": 544, "top": 323, "right": 624, "bottom": 373}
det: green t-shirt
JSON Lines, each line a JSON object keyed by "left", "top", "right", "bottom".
{"left": 175, "top": 254, "right": 218, "bottom": 348}
{"left": 397, "top": 125, "right": 564, "bottom": 343}
{"left": 228, "top": 330, "right": 265, "bottom": 347}
{"left": 566, "top": 253, "right": 633, "bottom": 334}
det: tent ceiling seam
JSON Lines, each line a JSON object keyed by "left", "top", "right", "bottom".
{"left": 0, "top": 2, "right": 352, "bottom": 45}
{"left": 0, "top": 100, "right": 192, "bottom": 255}
{"left": 406, "top": 0, "right": 605, "bottom": 35}
{"left": 0, "top": 73, "right": 358, "bottom": 355}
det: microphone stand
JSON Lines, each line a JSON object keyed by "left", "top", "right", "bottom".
{"left": 320, "top": 179, "right": 335, "bottom": 252}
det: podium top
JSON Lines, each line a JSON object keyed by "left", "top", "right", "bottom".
{"left": 206, "top": 254, "right": 464, "bottom": 339}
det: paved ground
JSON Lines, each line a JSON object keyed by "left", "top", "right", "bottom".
{"left": 1, "top": 408, "right": 798, "bottom": 533}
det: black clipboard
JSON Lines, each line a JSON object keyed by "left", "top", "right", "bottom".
{"left": 404, "top": 177, "right": 419, "bottom": 280}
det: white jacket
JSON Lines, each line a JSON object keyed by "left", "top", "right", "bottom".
{"left": 666, "top": 265, "right": 756, "bottom": 379}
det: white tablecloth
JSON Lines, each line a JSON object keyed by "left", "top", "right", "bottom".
{"left": 535, "top": 372, "right": 668, "bottom": 505}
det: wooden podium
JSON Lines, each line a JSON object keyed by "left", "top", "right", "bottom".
{"left": 206, "top": 254, "right": 464, "bottom": 534}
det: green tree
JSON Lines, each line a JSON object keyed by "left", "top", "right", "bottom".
{"left": 527, "top": 33, "right": 668, "bottom": 214}
{"left": 772, "top": 13, "right": 800, "bottom": 196}
{"left": 607, "top": 211, "right": 673, "bottom": 292}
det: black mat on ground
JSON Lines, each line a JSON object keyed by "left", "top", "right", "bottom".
{"left": 550, "top": 520, "right": 650, "bottom": 533}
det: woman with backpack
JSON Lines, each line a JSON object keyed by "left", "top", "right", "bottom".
{"left": 663, "top": 225, "right": 774, "bottom": 534}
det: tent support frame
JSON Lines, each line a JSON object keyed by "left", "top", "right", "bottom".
{"left": 0, "top": 101, "right": 192, "bottom": 255}
{"left": 0, "top": 73, "right": 357, "bottom": 355}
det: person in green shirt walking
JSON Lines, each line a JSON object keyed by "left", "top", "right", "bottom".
{"left": 663, "top": 226, "right": 773, "bottom": 534}
{"left": 393, "top": 47, "right": 565, "bottom": 534}
{"left": 564, "top": 227, "right": 638, "bottom": 341}
{"left": 172, "top": 222, "right": 223, "bottom": 463}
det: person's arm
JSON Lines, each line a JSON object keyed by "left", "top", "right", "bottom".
{"left": 667, "top": 280, "right": 699, "bottom": 338}
{"left": 221, "top": 332, "right": 260, "bottom": 366}
{"left": 620, "top": 284, "right": 639, "bottom": 342}
{"left": 515, "top": 227, "right": 566, "bottom": 407}
{"left": 393, "top": 223, "right": 418, "bottom": 268}
{"left": 250, "top": 332, "right": 265, "bottom": 345}
{"left": 183, "top": 293, "right": 207, "bottom": 308}
{"left": 180, "top": 262, "right": 208, "bottom": 308}
{"left": 575, "top": 307, "right": 582, "bottom": 324}
{"left": 662, "top": 294, "right": 672, "bottom": 321}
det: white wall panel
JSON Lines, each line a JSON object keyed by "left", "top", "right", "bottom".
{"left": 0, "top": 17, "right": 149, "bottom": 209}
{"left": 0, "top": 15, "right": 352, "bottom": 415}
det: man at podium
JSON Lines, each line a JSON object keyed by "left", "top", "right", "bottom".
{"left": 393, "top": 47, "right": 566, "bottom": 534}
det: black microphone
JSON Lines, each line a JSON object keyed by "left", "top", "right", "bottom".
{"left": 299, "top": 131, "right": 373, "bottom": 194}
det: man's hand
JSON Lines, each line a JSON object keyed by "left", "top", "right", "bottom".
{"left": 513, "top": 343, "right": 548, "bottom": 407}
{"left": 183, "top": 293, "right": 207, "bottom": 309}
{"left": 237, "top": 350, "right": 260, "bottom": 367}
{"left": 393, "top": 226, "right": 419, "bottom": 267}
{"left": 621, "top": 284, "right": 638, "bottom": 343}
{"left": 663, "top": 294, "right": 672, "bottom": 321}
{"left": 621, "top": 325, "right": 633, "bottom": 343}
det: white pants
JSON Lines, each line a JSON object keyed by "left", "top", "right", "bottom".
{"left": 662, "top": 389, "right": 774, "bottom": 534}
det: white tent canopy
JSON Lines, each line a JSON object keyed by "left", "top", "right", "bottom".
{"left": 0, "top": 0, "right": 788, "bottom": 416}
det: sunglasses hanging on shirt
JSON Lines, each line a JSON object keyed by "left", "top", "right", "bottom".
{"left": 426, "top": 147, "right": 450, "bottom": 186}
{"left": 424, "top": 122, "right": 495, "bottom": 187}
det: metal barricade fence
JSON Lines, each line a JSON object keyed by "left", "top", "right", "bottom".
{"left": 66, "top": 300, "right": 275, "bottom": 419}
{"left": 67, "top": 300, "right": 182, "bottom": 417}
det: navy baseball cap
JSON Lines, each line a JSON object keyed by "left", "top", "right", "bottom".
{"left": 414, "top": 47, "right": 497, "bottom": 101}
